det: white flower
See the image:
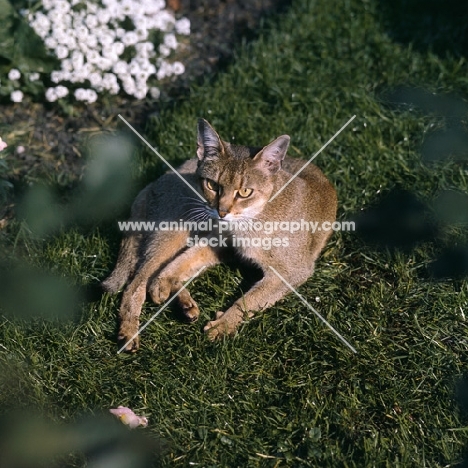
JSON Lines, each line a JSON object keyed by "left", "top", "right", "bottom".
{"left": 75, "top": 26, "right": 89, "bottom": 40}
{"left": 135, "top": 42, "right": 154, "bottom": 56}
{"left": 133, "top": 86, "right": 148, "bottom": 100}
{"left": 54, "top": 0, "right": 70, "bottom": 14}
{"left": 10, "top": 90, "right": 24, "bottom": 102}
{"left": 78, "top": 42, "right": 89, "bottom": 54}
{"left": 97, "top": 9, "right": 111, "bottom": 24}
{"left": 122, "top": 76, "right": 137, "bottom": 96}
{"left": 29, "top": 72, "right": 40, "bottom": 82}
{"left": 56, "top": 87, "right": 67, "bottom": 99}
{"left": 61, "top": 59, "right": 74, "bottom": 72}
{"left": 143, "top": 0, "right": 165, "bottom": 15}
{"left": 112, "top": 42, "right": 125, "bottom": 56}
{"left": 8, "top": 69, "right": 21, "bottom": 80}
{"left": 95, "top": 57, "right": 113, "bottom": 71}
{"left": 135, "top": 29, "right": 148, "bottom": 41}
{"left": 152, "top": 10, "right": 175, "bottom": 31}
{"left": 85, "top": 14, "right": 98, "bottom": 29}
{"left": 156, "top": 61, "right": 171, "bottom": 80}
{"left": 48, "top": 10, "right": 64, "bottom": 26}
{"left": 42, "top": 0, "right": 54, "bottom": 10}
{"left": 115, "top": 28, "right": 126, "bottom": 38}
{"left": 63, "top": 35, "right": 77, "bottom": 50}
{"left": 45, "top": 87, "right": 58, "bottom": 102}
{"left": 86, "top": 35, "right": 98, "bottom": 48}
{"left": 86, "top": 50, "right": 100, "bottom": 64}
{"left": 112, "top": 60, "right": 128, "bottom": 75}
{"left": 51, "top": 71, "right": 64, "bottom": 83}
{"left": 30, "top": 13, "right": 51, "bottom": 38}
{"left": 74, "top": 88, "right": 98, "bottom": 103}
{"left": 101, "top": 73, "right": 120, "bottom": 94}
{"left": 158, "top": 44, "right": 171, "bottom": 57}
{"left": 149, "top": 87, "right": 160, "bottom": 99}
{"left": 98, "top": 31, "right": 115, "bottom": 47}
{"left": 87, "top": 3, "right": 98, "bottom": 14}
{"left": 164, "top": 33, "right": 178, "bottom": 49}
{"left": 71, "top": 51, "right": 84, "bottom": 68}
{"left": 175, "top": 18, "right": 190, "bottom": 35}
{"left": 55, "top": 45, "right": 69, "bottom": 59}
{"left": 122, "top": 31, "right": 139, "bottom": 46}
{"left": 172, "top": 61, "right": 185, "bottom": 75}
{"left": 44, "top": 36, "right": 57, "bottom": 49}
{"left": 88, "top": 72, "right": 102, "bottom": 88}
{"left": 121, "top": 0, "right": 133, "bottom": 15}
{"left": 87, "top": 89, "right": 98, "bottom": 103}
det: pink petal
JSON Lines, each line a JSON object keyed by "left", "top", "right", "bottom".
{"left": 109, "top": 406, "right": 133, "bottom": 417}
{"left": 109, "top": 406, "right": 148, "bottom": 428}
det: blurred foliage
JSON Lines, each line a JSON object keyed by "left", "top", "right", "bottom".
{"left": 0, "top": 156, "right": 13, "bottom": 207}
{"left": 18, "top": 133, "right": 135, "bottom": 237}
{"left": 0, "top": 410, "right": 164, "bottom": 467}
{"left": 0, "top": 258, "right": 81, "bottom": 321}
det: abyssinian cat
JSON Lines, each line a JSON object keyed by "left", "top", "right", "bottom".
{"left": 102, "top": 119, "right": 337, "bottom": 352}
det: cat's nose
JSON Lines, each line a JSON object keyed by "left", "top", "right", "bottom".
{"left": 218, "top": 209, "right": 228, "bottom": 218}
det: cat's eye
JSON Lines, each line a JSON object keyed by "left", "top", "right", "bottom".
{"left": 205, "top": 179, "right": 219, "bottom": 191}
{"left": 237, "top": 188, "right": 253, "bottom": 198}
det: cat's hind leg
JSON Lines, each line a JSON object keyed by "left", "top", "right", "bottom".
{"left": 117, "top": 231, "right": 189, "bottom": 352}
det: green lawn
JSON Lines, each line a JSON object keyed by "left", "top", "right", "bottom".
{"left": 1, "top": 0, "right": 468, "bottom": 466}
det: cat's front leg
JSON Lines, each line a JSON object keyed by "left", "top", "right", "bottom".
{"left": 203, "top": 270, "right": 291, "bottom": 340}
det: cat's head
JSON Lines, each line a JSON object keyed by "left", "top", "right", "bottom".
{"left": 196, "top": 118, "right": 290, "bottom": 220}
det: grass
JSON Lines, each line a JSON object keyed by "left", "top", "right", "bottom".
{"left": 1, "top": 0, "right": 468, "bottom": 466}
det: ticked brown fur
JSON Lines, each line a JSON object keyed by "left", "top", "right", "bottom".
{"left": 102, "top": 119, "right": 337, "bottom": 352}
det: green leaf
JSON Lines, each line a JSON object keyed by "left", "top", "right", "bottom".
{"left": 0, "top": 0, "right": 58, "bottom": 73}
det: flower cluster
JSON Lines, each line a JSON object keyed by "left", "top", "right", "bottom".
{"left": 8, "top": 0, "right": 190, "bottom": 103}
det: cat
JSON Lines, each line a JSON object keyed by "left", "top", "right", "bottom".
{"left": 102, "top": 119, "right": 337, "bottom": 352}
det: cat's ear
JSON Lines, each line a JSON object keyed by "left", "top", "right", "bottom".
{"left": 254, "top": 135, "right": 290, "bottom": 174}
{"left": 197, "top": 118, "right": 222, "bottom": 160}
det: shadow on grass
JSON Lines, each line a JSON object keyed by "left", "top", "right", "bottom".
{"left": 456, "top": 376, "right": 468, "bottom": 467}
{"left": 352, "top": 188, "right": 438, "bottom": 252}
{"left": 352, "top": 87, "right": 468, "bottom": 279}
{"left": 379, "top": 0, "right": 468, "bottom": 58}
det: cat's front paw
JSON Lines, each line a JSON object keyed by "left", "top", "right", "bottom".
{"left": 179, "top": 295, "right": 200, "bottom": 322}
{"left": 203, "top": 312, "right": 237, "bottom": 340}
{"left": 118, "top": 324, "right": 140, "bottom": 353}
{"left": 148, "top": 277, "right": 172, "bottom": 304}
